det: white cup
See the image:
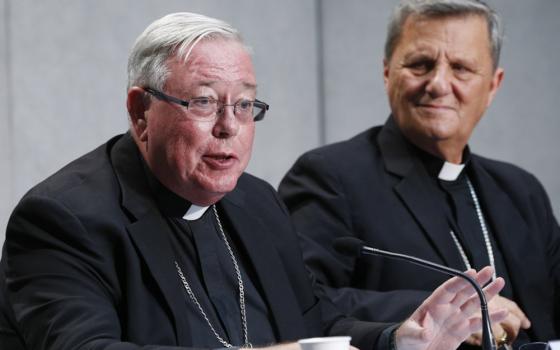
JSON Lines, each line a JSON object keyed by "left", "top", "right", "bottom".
{"left": 298, "top": 336, "right": 351, "bottom": 350}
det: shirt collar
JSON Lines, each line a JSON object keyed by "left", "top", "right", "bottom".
{"left": 183, "top": 204, "right": 210, "bottom": 221}
{"left": 140, "top": 156, "right": 210, "bottom": 220}
{"left": 438, "top": 161, "right": 466, "bottom": 181}
{"left": 410, "top": 143, "right": 472, "bottom": 181}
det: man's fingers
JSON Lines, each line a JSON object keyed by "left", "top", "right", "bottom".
{"left": 461, "top": 295, "right": 484, "bottom": 316}
{"left": 465, "top": 333, "right": 482, "bottom": 346}
{"left": 468, "top": 308, "right": 508, "bottom": 334}
{"left": 431, "top": 267, "right": 494, "bottom": 306}
{"left": 488, "top": 295, "right": 532, "bottom": 341}
{"left": 517, "top": 312, "right": 531, "bottom": 329}
{"left": 489, "top": 309, "right": 509, "bottom": 324}
{"left": 457, "top": 274, "right": 507, "bottom": 334}
{"left": 460, "top": 276, "right": 504, "bottom": 317}
{"left": 421, "top": 267, "right": 503, "bottom": 319}
{"left": 473, "top": 266, "right": 496, "bottom": 288}
{"left": 500, "top": 311, "right": 526, "bottom": 340}
{"left": 491, "top": 324, "right": 507, "bottom": 346}
{"left": 454, "top": 267, "right": 496, "bottom": 302}
{"left": 429, "top": 274, "right": 471, "bottom": 305}
{"left": 458, "top": 277, "right": 505, "bottom": 317}
{"left": 483, "top": 277, "right": 505, "bottom": 301}
{"left": 448, "top": 270, "right": 480, "bottom": 306}
{"left": 501, "top": 320, "right": 520, "bottom": 341}
{"left": 501, "top": 297, "right": 531, "bottom": 329}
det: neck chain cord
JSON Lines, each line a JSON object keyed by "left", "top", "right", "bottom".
{"left": 174, "top": 204, "right": 252, "bottom": 348}
{"left": 448, "top": 177, "right": 496, "bottom": 281}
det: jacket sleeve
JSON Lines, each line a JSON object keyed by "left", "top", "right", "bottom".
{"left": 265, "top": 184, "right": 396, "bottom": 350}
{"left": 529, "top": 173, "right": 560, "bottom": 335}
{"left": 278, "top": 151, "right": 430, "bottom": 322}
{"left": 3, "top": 194, "right": 204, "bottom": 350}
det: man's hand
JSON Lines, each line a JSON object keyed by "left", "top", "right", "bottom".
{"left": 466, "top": 295, "right": 531, "bottom": 347}
{"left": 394, "top": 266, "right": 508, "bottom": 350}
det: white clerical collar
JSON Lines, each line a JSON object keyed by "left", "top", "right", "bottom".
{"left": 183, "top": 204, "right": 210, "bottom": 221}
{"left": 438, "top": 161, "right": 466, "bottom": 181}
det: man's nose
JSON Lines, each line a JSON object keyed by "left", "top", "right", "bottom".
{"left": 425, "top": 64, "right": 452, "bottom": 97}
{"left": 213, "top": 104, "right": 240, "bottom": 138}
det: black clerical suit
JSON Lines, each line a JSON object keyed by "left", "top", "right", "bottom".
{"left": 279, "top": 118, "right": 560, "bottom": 344}
{"left": 0, "top": 133, "right": 392, "bottom": 350}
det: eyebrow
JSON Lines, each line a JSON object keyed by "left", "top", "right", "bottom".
{"left": 403, "top": 50, "right": 435, "bottom": 60}
{"left": 198, "top": 81, "right": 258, "bottom": 90}
{"left": 244, "top": 82, "right": 258, "bottom": 90}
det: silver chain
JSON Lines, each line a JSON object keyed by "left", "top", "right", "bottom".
{"left": 174, "top": 204, "right": 252, "bottom": 348}
{"left": 212, "top": 205, "right": 251, "bottom": 347}
{"left": 448, "top": 177, "right": 496, "bottom": 281}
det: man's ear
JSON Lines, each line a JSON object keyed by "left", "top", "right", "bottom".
{"left": 127, "top": 87, "right": 150, "bottom": 142}
{"left": 383, "top": 58, "right": 390, "bottom": 91}
{"left": 486, "top": 67, "right": 505, "bottom": 108}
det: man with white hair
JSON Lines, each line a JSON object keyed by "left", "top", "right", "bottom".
{"left": 1, "top": 11, "right": 505, "bottom": 350}
{"left": 280, "top": 0, "right": 560, "bottom": 348}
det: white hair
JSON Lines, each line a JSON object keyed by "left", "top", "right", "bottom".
{"left": 127, "top": 12, "right": 246, "bottom": 90}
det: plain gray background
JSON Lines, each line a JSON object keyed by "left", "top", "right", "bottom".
{"left": 1, "top": 1, "right": 559, "bottom": 248}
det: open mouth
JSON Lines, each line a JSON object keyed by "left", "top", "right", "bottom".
{"left": 210, "top": 154, "right": 233, "bottom": 160}
{"left": 203, "top": 153, "right": 237, "bottom": 169}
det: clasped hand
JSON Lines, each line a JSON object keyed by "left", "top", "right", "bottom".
{"left": 395, "top": 266, "right": 508, "bottom": 350}
{"left": 466, "top": 294, "right": 531, "bottom": 347}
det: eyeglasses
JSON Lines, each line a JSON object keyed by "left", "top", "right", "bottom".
{"left": 144, "top": 87, "right": 269, "bottom": 122}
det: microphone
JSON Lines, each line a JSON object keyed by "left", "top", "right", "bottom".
{"left": 333, "top": 237, "right": 497, "bottom": 350}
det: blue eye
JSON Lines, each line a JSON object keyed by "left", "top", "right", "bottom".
{"left": 191, "top": 97, "right": 215, "bottom": 109}
{"left": 193, "top": 97, "right": 210, "bottom": 105}
{"left": 236, "top": 100, "right": 253, "bottom": 112}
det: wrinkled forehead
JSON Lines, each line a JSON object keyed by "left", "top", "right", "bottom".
{"left": 397, "top": 14, "right": 491, "bottom": 53}
{"left": 165, "top": 38, "right": 257, "bottom": 92}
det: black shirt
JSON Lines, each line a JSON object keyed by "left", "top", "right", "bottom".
{"left": 142, "top": 160, "right": 277, "bottom": 348}
{"left": 411, "top": 144, "right": 530, "bottom": 347}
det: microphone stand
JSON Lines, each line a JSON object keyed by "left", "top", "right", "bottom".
{"left": 361, "top": 245, "right": 497, "bottom": 350}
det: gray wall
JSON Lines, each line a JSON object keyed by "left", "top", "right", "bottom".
{"left": 1, "top": 1, "right": 559, "bottom": 248}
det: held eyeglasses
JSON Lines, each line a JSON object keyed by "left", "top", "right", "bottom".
{"left": 144, "top": 87, "right": 269, "bottom": 122}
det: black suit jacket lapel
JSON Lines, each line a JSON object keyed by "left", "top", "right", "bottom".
{"left": 110, "top": 134, "right": 191, "bottom": 345}
{"left": 126, "top": 214, "right": 191, "bottom": 344}
{"left": 220, "top": 190, "right": 306, "bottom": 341}
{"left": 378, "top": 119, "right": 465, "bottom": 269}
{"left": 470, "top": 158, "right": 553, "bottom": 339}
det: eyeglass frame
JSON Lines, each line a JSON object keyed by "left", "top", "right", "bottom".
{"left": 143, "top": 87, "right": 269, "bottom": 122}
